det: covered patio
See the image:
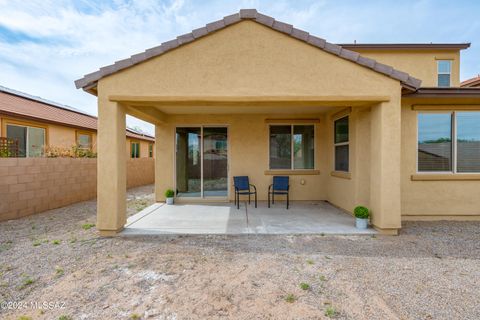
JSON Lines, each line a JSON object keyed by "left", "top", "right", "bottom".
{"left": 74, "top": 10, "right": 423, "bottom": 235}
{"left": 122, "top": 201, "right": 376, "bottom": 235}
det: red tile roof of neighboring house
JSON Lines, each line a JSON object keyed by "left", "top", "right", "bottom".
{"left": 0, "top": 86, "right": 154, "bottom": 142}
{"left": 461, "top": 75, "right": 480, "bottom": 88}
{"left": 75, "top": 9, "right": 422, "bottom": 93}
{"left": 125, "top": 128, "right": 155, "bottom": 142}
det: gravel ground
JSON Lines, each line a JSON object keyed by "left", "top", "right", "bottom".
{"left": 1, "top": 184, "right": 480, "bottom": 319}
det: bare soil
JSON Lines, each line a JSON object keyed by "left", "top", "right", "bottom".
{"left": 1, "top": 184, "right": 479, "bottom": 319}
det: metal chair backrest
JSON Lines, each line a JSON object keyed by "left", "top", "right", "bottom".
{"left": 234, "top": 176, "right": 250, "bottom": 191}
{"left": 273, "top": 176, "right": 289, "bottom": 191}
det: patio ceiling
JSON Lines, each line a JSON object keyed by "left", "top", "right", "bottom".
{"left": 112, "top": 94, "right": 389, "bottom": 122}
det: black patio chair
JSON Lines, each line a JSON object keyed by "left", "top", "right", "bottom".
{"left": 233, "top": 176, "right": 257, "bottom": 209}
{"left": 268, "top": 176, "right": 290, "bottom": 209}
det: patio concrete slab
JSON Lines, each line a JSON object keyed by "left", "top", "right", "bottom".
{"left": 122, "top": 201, "right": 376, "bottom": 235}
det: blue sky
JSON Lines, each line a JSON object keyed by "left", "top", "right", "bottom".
{"left": 1, "top": 0, "right": 479, "bottom": 134}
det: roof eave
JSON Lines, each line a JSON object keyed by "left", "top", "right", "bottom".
{"left": 403, "top": 87, "right": 480, "bottom": 98}
{"left": 74, "top": 9, "right": 422, "bottom": 92}
{"left": 338, "top": 43, "right": 471, "bottom": 50}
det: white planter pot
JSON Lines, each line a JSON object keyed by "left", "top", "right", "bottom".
{"left": 355, "top": 218, "right": 368, "bottom": 229}
{"left": 166, "top": 197, "right": 174, "bottom": 205}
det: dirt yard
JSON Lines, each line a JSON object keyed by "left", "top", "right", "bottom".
{"left": 1, "top": 184, "right": 479, "bottom": 320}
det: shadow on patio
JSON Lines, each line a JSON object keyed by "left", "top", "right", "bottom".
{"left": 121, "top": 201, "right": 376, "bottom": 235}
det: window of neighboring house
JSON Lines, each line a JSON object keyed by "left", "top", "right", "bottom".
{"left": 77, "top": 132, "right": 92, "bottom": 150}
{"left": 6, "top": 124, "right": 45, "bottom": 157}
{"left": 437, "top": 60, "right": 452, "bottom": 87}
{"left": 131, "top": 141, "right": 140, "bottom": 158}
{"left": 269, "top": 125, "right": 314, "bottom": 170}
{"left": 148, "top": 143, "right": 153, "bottom": 158}
{"left": 334, "top": 116, "right": 349, "bottom": 172}
{"left": 418, "top": 112, "right": 480, "bottom": 173}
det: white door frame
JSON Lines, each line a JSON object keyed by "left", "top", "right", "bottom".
{"left": 174, "top": 125, "right": 229, "bottom": 201}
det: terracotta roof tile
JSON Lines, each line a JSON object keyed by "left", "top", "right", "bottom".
{"left": 460, "top": 75, "right": 480, "bottom": 88}
{"left": 0, "top": 87, "right": 154, "bottom": 142}
{"left": 75, "top": 9, "right": 422, "bottom": 91}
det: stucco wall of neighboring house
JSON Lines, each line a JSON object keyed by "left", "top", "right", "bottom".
{"left": 95, "top": 20, "right": 404, "bottom": 233}
{"left": 0, "top": 114, "right": 98, "bottom": 151}
{"left": 349, "top": 49, "right": 461, "bottom": 87}
{"left": 126, "top": 138, "right": 153, "bottom": 159}
{"left": 1, "top": 114, "right": 154, "bottom": 157}
{"left": 400, "top": 102, "right": 480, "bottom": 220}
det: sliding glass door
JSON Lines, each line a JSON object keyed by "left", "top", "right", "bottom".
{"left": 203, "top": 127, "right": 228, "bottom": 197}
{"left": 175, "top": 126, "right": 228, "bottom": 198}
{"left": 176, "top": 127, "right": 201, "bottom": 197}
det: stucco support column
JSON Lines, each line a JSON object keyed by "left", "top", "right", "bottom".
{"left": 155, "top": 122, "right": 174, "bottom": 202}
{"left": 369, "top": 94, "right": 402, "bottom": 235}
{"left": 97, "top": 99, "right": 127, "bottom": 236}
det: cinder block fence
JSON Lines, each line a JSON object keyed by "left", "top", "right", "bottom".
{"left": 0, "top": 158, "right": 154, "bottom": 221}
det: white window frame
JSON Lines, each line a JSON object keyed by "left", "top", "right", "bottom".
{"left": 6, "top": 124, "right": 46, "bottom": 158}
{"left": 268, "top": 124, "right": 316, "bottom": 171}
{"left": 416, "top": 111, "right": 480, "bottom": 174}
{"left": 333, "top": 116, "right": 349, "bottom": 172}
{"left": 437, "top": 60, "right": 452, "bottom": 87}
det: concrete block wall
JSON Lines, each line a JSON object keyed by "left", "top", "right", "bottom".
{"left": 126, "top": 157, "right": 155, "bottom": 188}
{"left": 0, "top": 158, "right": 154, "bottom": 221}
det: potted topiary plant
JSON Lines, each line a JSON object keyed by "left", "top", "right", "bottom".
{"left": 165, "top": 189, "right": 175, "bottom": 205}
{"left": 354, "top": 206, "right": 370, "bottom": 229}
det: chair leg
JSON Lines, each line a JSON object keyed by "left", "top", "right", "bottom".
{"left": 254, "top": 191, "right": 257, "bottom": 208}
{"left": 287, "top": 193, "right": 289, "bottom": 210}
{"left": 237, "top": 192, "right": 239, "bottom": 210}
{"left": 268, "top": 191, "right": 270, "bottom": 208}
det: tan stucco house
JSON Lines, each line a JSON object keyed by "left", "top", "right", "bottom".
{"left": 75, "top": 9, "right": 480, "bottom": 235}
{"left": 0, "top": 86, "right": 155, "bottom": 158}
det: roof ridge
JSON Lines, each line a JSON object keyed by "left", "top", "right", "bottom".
{"left": 0, "top": 85, "right": 97, "bottom": 119}
{"left": 74, "top": 9, "right": 422, "bottom": 91}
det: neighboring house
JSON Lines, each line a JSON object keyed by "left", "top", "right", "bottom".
{"left": 0, "top": 86, "right": 154, "bottom": 158}
{"left": 75, "top": 9, "right": 480, "bottom": 235}
{"left": 461, "top": 75, "right": 480, "bottom": 87}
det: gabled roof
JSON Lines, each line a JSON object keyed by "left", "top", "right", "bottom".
{"left": 461, "top": 75, "right": 480, "bottom": 88}
{"left": 0, "top": 86, "right": 154, "bottom": 142}
{"left": 75, "top": 9, "right": 422, "bottom": 93}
